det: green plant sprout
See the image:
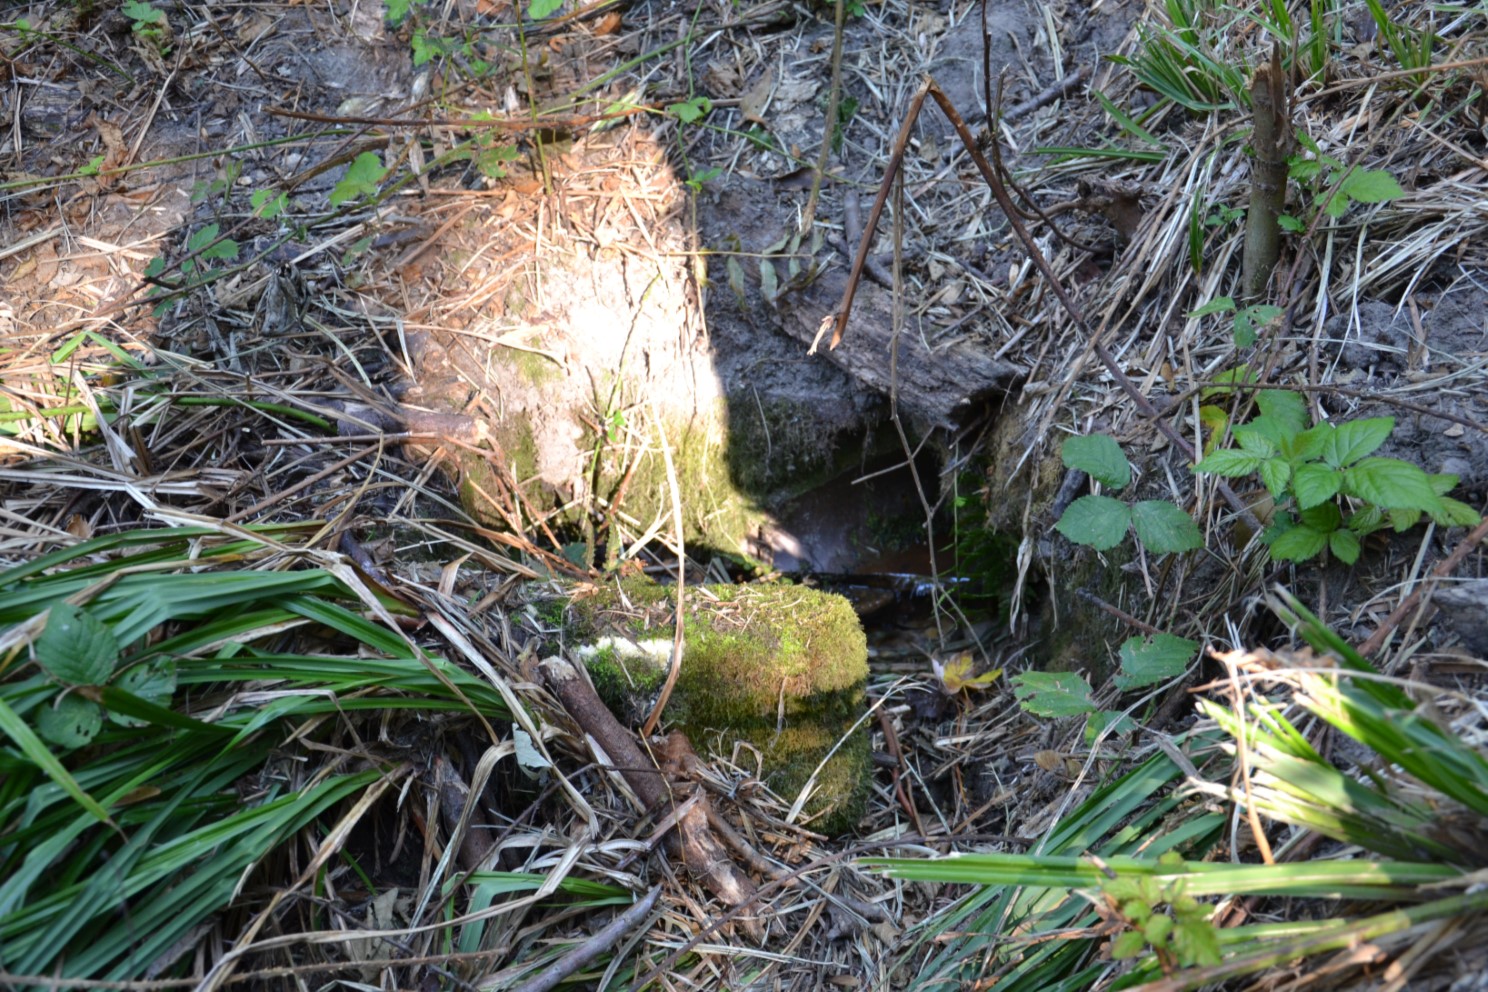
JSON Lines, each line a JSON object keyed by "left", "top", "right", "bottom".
{"left": 122, "top": 0, "right": 169, "bottom": 54}
{"left": 1190, "top": 296, "right": 1282, "bottom": 348}
{"left": 330, "top": 151, "right": 389, "bottom": 206}
{"left": 1103, "top": 852, "right": 1223, "bottom": 971}
{"left": 1194, "top": 389, "right": 1480, "bottom": 564}
{"left": 1013, "top": 630, "right": 1196, "bottom": 743}
{"left": 1279, "top": 132, "right": 1405, "bottom": 231}
{"left": 1054, "top": 432, "right": 1204, "bottom": 555}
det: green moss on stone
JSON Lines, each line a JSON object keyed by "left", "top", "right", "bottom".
{"left": 566, "top": 578, "right": 870, "bottom": 834}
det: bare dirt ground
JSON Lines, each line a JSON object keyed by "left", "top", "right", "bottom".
{"left": 5, "top": 0, "right": 1488, "bottom": 987}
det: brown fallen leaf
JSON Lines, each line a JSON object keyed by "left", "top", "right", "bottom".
{"left": 739, "top": 69, "right": 775, "bottom": 127}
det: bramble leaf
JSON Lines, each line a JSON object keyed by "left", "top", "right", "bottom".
{"left": 1270, "top": 524, "right": 1328, "bottom": 561}
{"left": 1327, "top": 416, "right": 1393, "bottom": 468}
{"left": 1342, "top": 168, "right": 1405, "bottom": 204}
{"left": 1344, "top": 457, "right": 1442, "bottom": 511}
{"left": 329, "top": 152, "right": 387, "bottom": 206}
{"left": 1433, "top": 497, "right": 1483, "bottom": 528}
{"left": 36, "top": 695, "right": 103, "bottom": 749}
{"left": 1329, "top": 528, "right": 1361, "bottom": 564}
{"left": 1115, "top": 633, "right": 1199, "bottom": 690}
{"left": 250, "top": 188, "right": 288, "bottom": 219}
{"left": 1189, "top": 296, "right": 1236, "bottom": 318}
{"left": 110, "top": 660, "right": 177, "bottom": 728}
{"left": 1061, "top": 433, "right": 1131, "bottom": 489}
{"left": 35, "top": 604, "right": 118, "bottom": 685}
{"left": 1193, "top": 448, "right": 1264, "bottom": 476}
{"left": 1259, "top": 457, "right": 1291, "bottom": 498}
{"left": 1292, "top": 463, "right": 1341, "bottom": 509}
{"left": 1256, "top": 390, "right": 1308, "bottom": 434}
{"left": 1234, "top": 426, "right": 1278, "bottom": 457}
{"left": 1130, "top": 500, "right": 1203, "bottom": 553}
{"left": 1055, "top": 495, "right": 1130, "bottom": 550}
{"left": 1111, "top": 930, "right": 1147, "bottom": 960}
{"left": 1012, "top": 671, "right": 1095, "bottom": 717}
{"left": 667, "top": 96, "right": 712, "bottom": 124}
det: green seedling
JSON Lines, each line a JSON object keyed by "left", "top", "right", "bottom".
{"left": 1279, "top": 132, "right": 1405, "bottom": 231}
{"left": 1194, "top": 389, "right": 1480, "bottom": 563}
{"left": 1013, "top": 630, "right": 1196, "bottom": 743}
{"left": 1190, "top": 296, "right": 1282, "bottom": 348}
{"left": 122, "top": 0, "right": 169, "bottom": 54}
{"left": 1103, "top": 852, "right": 1223, "bottom": 971}
{"left": 330, "top": 151, "right": 389, "bottom": 206}
{"left": 1055, "top": 432, "right": 1204, "bottom": 555}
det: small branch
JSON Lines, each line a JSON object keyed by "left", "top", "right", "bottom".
{"left": 538, "top": 657, "right": 759, "bottom": 929}
{"left": 507, "top": 886, "right": 661, "bottom": 992}
{"left": 999, "top": 66, "right": 1091, "bottom": 124}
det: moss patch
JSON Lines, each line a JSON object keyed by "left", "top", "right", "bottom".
{"left": 563, "top": 578, "right": 870, "bottom": 834}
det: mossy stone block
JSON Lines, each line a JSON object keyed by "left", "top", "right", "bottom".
{"left": 565, "top": 579, "right": 870, "bottom": 835}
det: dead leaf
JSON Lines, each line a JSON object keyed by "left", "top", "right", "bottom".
{"left": 740, "top": 70, "right": 775, "bottom": 127}
{"left": 592, "top": 11, "right": 622, "bottom": 35}
{"left": 934, "top": 652, "right": 1001, "bottom": 694}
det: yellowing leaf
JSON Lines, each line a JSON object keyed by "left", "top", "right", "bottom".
{"left": 934, "top": 652, "right": 1001, "bottom": 694}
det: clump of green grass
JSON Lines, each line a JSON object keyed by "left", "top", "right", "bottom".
{"left": 0, "top": 525, "right": 510, "bottom": 983}
{"left": 865, "top": 589, "right": 1488, "bottom": 989}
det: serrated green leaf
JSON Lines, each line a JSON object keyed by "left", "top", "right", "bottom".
{"left": 1011, "top": 671, "right": 1095, "bottom": 717}
{"left": 1234, "top": 426, "right": 1278, "bottom": 457}
{"left": 667, "top": 96, "right": 712, "bottom": 124}
{"left": 1235, "top": 306, "right": 1283, "bottom": 348}
{"left": 528, "top": 0, "right": 562, "bottom": 17}
{"left": 123, "top": 0, "right": 164, "bottom": 25}
{"left": 35, "top": 603, "right": 119, "bottom": 685}
{"left": 1189, "top": 296, "right": 1236, "bottom": 318}
{"left": 1292, "top": 421, "right": 1333, "bottom": 461}
{"left": 186, "top": 223, "right": 221, "bottom": 253}
{"left": 1433, "top": 497, "right": 1483, "bottom": 528}
{"left": 1299, "top": 500, "right": 1342, "bottom": 531}
{"left": 1269, "top": 524, "right": 1329, "bottom": 561}
{"left": 143, "top": 256, "right": 166, "bottom": 279}
{"left": 384, "top": 0, "right": 415, "bottom": 25}
{"left": 1115, "top": 632, "right": 1199, "bottom": 690}
{"left": 1342, "top": 168, "right": 1405, "bottom": 204}
{"left": 1110, "top": 929, "right": 1148, "bottom": 960}
{"left": 1344, "top": 457, "right": 1442, "bottom": 511}
{"left": 1329, "top": 528, "right": 1361, "bottom": 564}
{"left": 1061, "top": 433, "right": 1131, "bottom": 489}
{"left": 1086, "top": 709, "right": 1137, "bottom": 744}
{"left": 1172, "top": 916, "right": 1222, "bottom": 967}
{"left": 1143, "top": 913, "right": 1174, "bottom": 945}
{"left": 109, "top": 660, "right": 177, "bottom": 728}
{"left": 1388, "top": 507, "right": 1422, "bottom": 531}
{"left": 329, "top": 152, "right": 387, "bottom": 207}
{"left": 1259, "top": 457, "right": 1291, "bottom": 498}
{"left": 1427, "top": 472, "right": 1461, "bottom": 496}
{"left": 1193, "top": 448, "right": 1263, "bottom": 476}
{"left": 1292, "top": 463, "right": 1341, "bottom": 509}
{"left": 1255, "top": 390, "right": 1308, "bottom": 434}
{"left": 1129, "top": 500, "right": 1203, "bottom": 554}
{"left": 0, "top": 695, "right": 112, "bottom": 822}
{"left": 1327, "top": 417, "right": 1393, "bottom": 467}
{"left": 35, "top": 694, "right": 103, "bottom": 749}
{"left": 1054, "top": 494, "right": 1130, "bottom": 550}
{"left": 251, "top": 188, "right": 288, "bottom": 219}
